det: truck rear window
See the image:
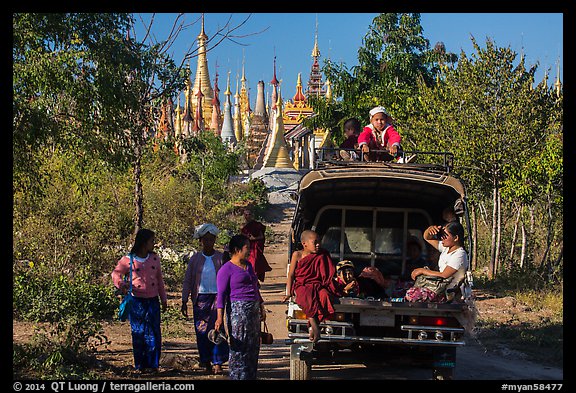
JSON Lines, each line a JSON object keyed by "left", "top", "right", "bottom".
{"left": 315, "top": 206, "right": 432, "bottom": 277}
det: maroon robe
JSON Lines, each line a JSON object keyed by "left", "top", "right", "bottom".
{"left": 292, "top": 249, "right": 338, "bottom": 322}
{"left": 241, "top": 220, "right": 272, "bottom": 281}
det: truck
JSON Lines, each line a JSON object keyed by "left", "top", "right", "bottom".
{"left": 284, "top": 148, "right": 476, "bottom": 380}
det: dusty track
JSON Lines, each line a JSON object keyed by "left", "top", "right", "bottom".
{"left": 13, "top": 199, "right": 563, "bottom": 381}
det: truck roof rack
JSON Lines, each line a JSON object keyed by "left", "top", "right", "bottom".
{"left": 314, "top": 147, "right": 455, "bottom": 174}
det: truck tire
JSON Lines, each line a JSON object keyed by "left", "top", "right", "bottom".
{"left": 432, "top": 367, "right": 454, "bottom": 380}
{"left": 290, "top": 358, "right": 311, "bottom": 380}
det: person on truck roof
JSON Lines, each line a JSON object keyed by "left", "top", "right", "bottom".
{"left": 339, "top": 118, "right": 361, "bottom": 161}
{"left": 358, "top": 106, "right": 402, "bottom": 162}
{"left": 282, "top": 230, "right": 339, "bottom": 343}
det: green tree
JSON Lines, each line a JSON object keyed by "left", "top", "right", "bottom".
{"left": 306, "top": 13, "right": 456, "bottom": 140}
{"left": 13, "top": 13, "right": 135, "bottom": 202}
{"left": 406, "top": 37, "right": 562, "bottom": 279}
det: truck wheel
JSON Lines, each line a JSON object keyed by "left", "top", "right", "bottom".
{"left": 290, "top": 358, "right": 311, "bottom": 380}
{"left": 432, "top": 367, "right": 454, "bottom": 380}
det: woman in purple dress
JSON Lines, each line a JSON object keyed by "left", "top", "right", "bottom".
{"left": 214, "top": 234, "right": 266, "bottom": 380}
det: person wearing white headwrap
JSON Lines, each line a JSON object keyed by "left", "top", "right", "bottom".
{"left": 181, "top": 223, "right": 229, "bottom": 374}
{"left": 193, "top": 223, "right": 220, "bottom": 239}
{"left": 357, "top": 106, "right": 402, "bottom": 161}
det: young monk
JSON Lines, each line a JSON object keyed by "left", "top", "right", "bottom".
{"left": 281, "top": 230, "right": 338, "bottom": 343}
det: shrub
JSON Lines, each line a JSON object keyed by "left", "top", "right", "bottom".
{"left": 13, "top": 266, "right": 118, "bottom": 322}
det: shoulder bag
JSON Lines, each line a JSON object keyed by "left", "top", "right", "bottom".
{"left": 260, "top": 321, "right": 274, "bottom": 345}
{"left": 414, "top": 274, "right": 452, "bottom": 295}
{"left": 118, "top": 254, "right": 134, "bottom": 322}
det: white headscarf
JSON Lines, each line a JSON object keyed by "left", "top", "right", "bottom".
{"left": 369, "top": 106, "right": 390, "bottom": 118}
{"left": 193, "top": 223, "right": 220, "bottom": 239}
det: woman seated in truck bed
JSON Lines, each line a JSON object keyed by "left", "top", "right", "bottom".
{"left": 407, "top": 221, "right": 469, "bottom": 302}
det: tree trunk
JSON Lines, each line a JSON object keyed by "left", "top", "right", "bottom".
{"left": 471, "top": 202, "right": 478, "bottom": 271}
{"left": 540, "top": 194, "right": 553, "bottom": 281}
{"left": 495, "top": 188, "right": 502, "bottom": 275}
{"left": 552, "top": 245, "right": 563, "bottom": 280}
{"left": 520, "top": 220, "right": 526, "bottom": 269}
{"left": 509, "top": 203, "right": 521, "bottom": 261}
{"left": 133, "top": 140, "right": 144, "bottom": 235}
{"left": 199, "top": 155, "right": 205, "bottom": 207}
{"left": 489, "top": 187, "right": 497, "bottom": 279}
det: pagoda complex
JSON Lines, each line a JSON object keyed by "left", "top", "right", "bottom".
{"left": 155, "top": 14, "right": 346, "bottom": 170}
{"left": 281, "top": 20, "right": 332, "bottom": 152}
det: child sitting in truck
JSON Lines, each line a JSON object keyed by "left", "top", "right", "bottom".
{"left": 334, "top": 260, "right": 360, "bottom": 297}
{"left": 334, "top": 261, "right": 392, "bottom": 299}
{"left": 282, "top": 230, "right": 340, "bottom": 343}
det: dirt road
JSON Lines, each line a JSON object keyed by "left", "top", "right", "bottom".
{"left": 14, "top": 197, "right": 562, "bottom": 381}
{"left": 254, "top": 200, "right": 564, "bottom": 381}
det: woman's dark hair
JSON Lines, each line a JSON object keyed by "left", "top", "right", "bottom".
{"left": 228, "top": 234, "right": 249, "bottom": 256}
{"left": 444, "top": 221, "right": 465, "bottom": 245}
{"left": 130, "top": 228, "right": 155, "bottom": 255}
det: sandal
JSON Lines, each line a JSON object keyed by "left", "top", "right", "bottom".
{"left": 198, "top": 362, "right": 212, "bottom": 374}
{"left": 212, "top": 364, "right": 223, "bottom": 375}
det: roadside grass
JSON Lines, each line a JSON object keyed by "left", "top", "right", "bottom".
{"left": 473, "top": 278, "right": 563, "bottom": 368}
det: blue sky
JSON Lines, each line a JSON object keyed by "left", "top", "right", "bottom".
{"left": 134, "top": 13, "right": 564, "bottom": 103}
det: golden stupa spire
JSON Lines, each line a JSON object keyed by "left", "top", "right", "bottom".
{"left": 182, "top": 67, "right": 194, "bottom": 137}
{"left": 554, "top": 58, "right": 562, "bottom": 98}
{"left": 312, "top": 15, "right": 320, "bottom": 58}
{"left": 241, "top": 51, "right": 247, "bottom": 84}
{"left": 325, "top": 79, "right": 332, "bottom": 101}
{"left": 263, "top": 88, "right": 294, "bottom": 168}
{"left": 233, "top": 73, "right": 243, "bottom": 142}
{"left": 193, "top": 71, "right": 204, "bottom": 133}
{"left": 240, "top": 51, "right": 250, "bottom": 127}
{"left": 193, "top": 13, "right": 214, "bottom": 106}
{"left": 225, "top": 70, "right": 231, "bottom": 96}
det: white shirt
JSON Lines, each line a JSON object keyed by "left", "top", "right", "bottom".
{"left": 198, "top": 254, "right": 218, "bottom": 294}
{"left": 437, "top": 243, "right": 469, "bottom": 289}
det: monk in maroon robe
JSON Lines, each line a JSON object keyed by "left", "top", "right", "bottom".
{"left": 241, "top": 208, "right": 272, "bottom": 282}
{"left": 283, "top": 230, "right": 338, "bottom": 342}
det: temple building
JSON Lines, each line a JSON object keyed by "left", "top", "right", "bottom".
{"left": 220, "top": 71, "right": 237, "bottom": 146}
{"left": 281, "top": 22, "right": 333, "bottom": 169}
{"left": 282, "top": 73, "right": 313, "bottom": 132}
{"left": 306, "top": 18, "right": 326, "bottom": 97}
{"left": 210, "top": 68, "right": 222, "bottom": 135}
{"left": 262, "top": 90, "right": 294, "bottom": 169}
{"left": 240, "top": 58, "right": 252, "bottom": 139}
{"left": 246, "top": 80, "right": 270, "bottom": 168}
{"left": 190, "top": 15, "right": 215, "bottom": 126}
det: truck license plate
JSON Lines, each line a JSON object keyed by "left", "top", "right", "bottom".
{"left": 360, "top": 311, "right": 394, "bottom": 326}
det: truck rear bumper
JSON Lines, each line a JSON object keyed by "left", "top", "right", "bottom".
{"left": 286, "top": 319, "right": 466, "bottom": 347}
{"left": 286, "top": 334, "right": 465, "bottom": 347}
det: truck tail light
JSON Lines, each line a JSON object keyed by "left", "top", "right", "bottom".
{"left": 332, "top": 312, "right": 346, "bottom": 322}
{"left": 409, "top": 316, "right": 457, "bottom": 327}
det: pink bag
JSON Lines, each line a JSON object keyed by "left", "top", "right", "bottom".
{"left": 405, "top": 286, "right": 446, "bottom": 303}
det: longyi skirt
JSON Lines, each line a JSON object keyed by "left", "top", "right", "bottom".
{"left": 227, "top": 300, "right": 261, "bottom": 380}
